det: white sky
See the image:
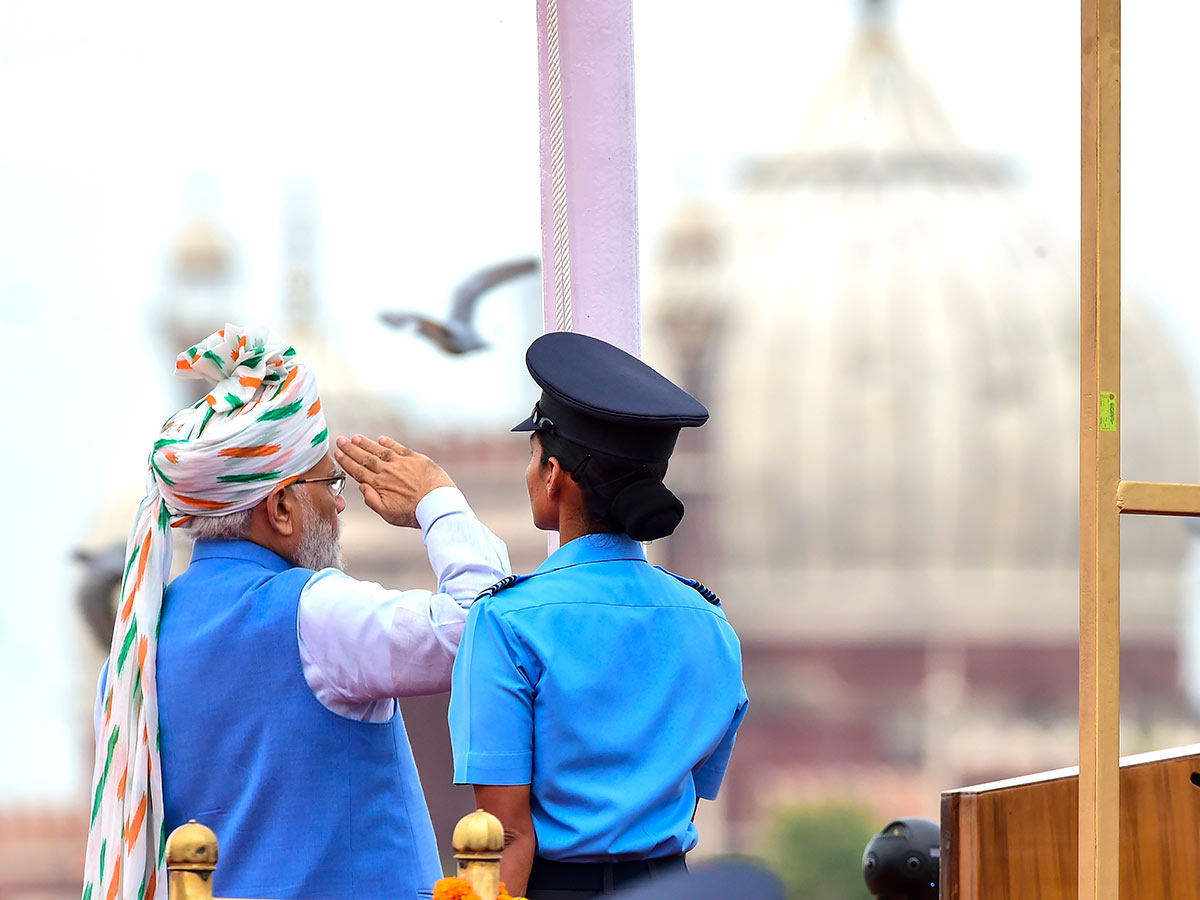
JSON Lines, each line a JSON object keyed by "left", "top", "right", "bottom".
{"left": 1, "top": 0, "right": 1199, "bottom": 805}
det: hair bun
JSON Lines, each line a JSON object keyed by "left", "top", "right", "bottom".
{"left": 609, "top": 477, "right": 685, "bottom": 541}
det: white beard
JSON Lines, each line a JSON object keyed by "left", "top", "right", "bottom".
{"left": 294, "top": 489, "right": 344, "bottom": 571}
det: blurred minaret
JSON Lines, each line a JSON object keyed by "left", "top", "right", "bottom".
{"left": 274, "top": 184, "right": 385, "bottom": 439}
{"left": 161, "top": 185, "right": 237, "bottom": 410}
{"left": 281, "top": 184, "right": 321, "bottom": 343}
{"left": 648, "top": 198, "right": 727, "bottom": 579}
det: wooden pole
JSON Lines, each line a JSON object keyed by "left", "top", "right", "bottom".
{"left": 1080, "top": 0, "right": 1121, "bottom": 896}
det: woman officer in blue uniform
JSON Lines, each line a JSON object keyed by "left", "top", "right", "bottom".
{"left": 448, "top": 332, "right": 748, "bottom": 900}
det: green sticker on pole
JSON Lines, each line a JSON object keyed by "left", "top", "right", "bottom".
{"left": 1100, "top": 391, "right": 1117, "bottom": 431}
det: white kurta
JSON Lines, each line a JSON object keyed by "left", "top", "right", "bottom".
{"left": 297, "top": 486, "right": 511, "bottom": 721}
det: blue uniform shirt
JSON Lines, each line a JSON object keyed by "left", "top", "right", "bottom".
{"left": 449, "top": 533, "right": 747, "bottom": 862}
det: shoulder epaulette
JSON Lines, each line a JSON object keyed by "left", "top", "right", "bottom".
{"left": 657, "top": 568, "right": 721, "bottom": 606}
{"left": 475, "top": 573, "right": 527, "bottom": 601}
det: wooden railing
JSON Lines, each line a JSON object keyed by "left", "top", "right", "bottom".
{"left": 941, "top": 744, "right": 1200, "bottom": 899}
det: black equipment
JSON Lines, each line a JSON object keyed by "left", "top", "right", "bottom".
{"left": 862, "top": 817, "right": 939, "bottom": 900}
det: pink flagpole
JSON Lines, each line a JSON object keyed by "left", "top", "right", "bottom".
{"left": 536, "top": 0, "right": 641, "bottom": 356}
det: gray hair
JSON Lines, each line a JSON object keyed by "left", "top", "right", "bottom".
{"left": 183, "top": 509, "right": 253, "bottom": 541}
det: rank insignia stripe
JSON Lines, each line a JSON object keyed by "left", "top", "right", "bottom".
{"left": 475, "top": 574, "right": 525, "bottom": 600}
{"left": 657, "top": 569, "right": 721, "bottom": 606}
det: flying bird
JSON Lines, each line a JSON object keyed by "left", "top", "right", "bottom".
{"left": 379, "top": 256, "right": 540, "bottom": 355}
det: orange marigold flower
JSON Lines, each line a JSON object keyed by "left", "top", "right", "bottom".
{"left": 431, "top": 877, "right": 527, "bottom": 900}
{"left": 433, "top": 878, "right": 476, "bottom": 900}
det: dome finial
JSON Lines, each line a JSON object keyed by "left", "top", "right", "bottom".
{"left": 452, "top": 810, "right": 503, "bottom": 900}
{"left": 166, "top": 821, "right": 219, "bottom": 900}
{"left": 165, "top": 820, "right": 218, "bottom": 872}
{"left": 452, "top": 809, "right": 504, "bottom": 853}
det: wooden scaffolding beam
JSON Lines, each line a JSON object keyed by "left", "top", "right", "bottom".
{"left": 1080, "top": 3, "right": 1200, "bottom": 897}
{"left": 1079, "top": 0, "right": 1122, "bottom": 896}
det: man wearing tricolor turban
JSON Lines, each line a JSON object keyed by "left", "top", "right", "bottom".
{"left": 85, "top": 325, "right": 511, "bottom": 900}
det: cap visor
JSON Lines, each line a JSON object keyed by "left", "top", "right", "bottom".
{"left": 511, "top": 416, "right": 537, "bottom": 433}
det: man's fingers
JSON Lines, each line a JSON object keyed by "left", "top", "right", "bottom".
{"left": 339, "top": 435, "right": 390, "bottom": 467}
{"left": 360, "top": 482, "right": 415, "bottom": 528}
{"left": 340, "top": 433, "right": 417, "bottom": 468}
{"left": 361, "top": 482, "right": 386, "bottom": 515}
{"left": 338, "top": 434, "right": 400, "bottom": 469}
{"left": 334, "top": 443, "right": 377, "bottom": 483}
{"left": 352, "top": 434, "right": 395, "bottom": 459}
{"left": 378, "top": 435, "right": 412, "bottom": 455}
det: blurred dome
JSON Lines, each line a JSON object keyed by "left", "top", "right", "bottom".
{"left": 648, "top": 13, "right": 1198, "bottom": 642}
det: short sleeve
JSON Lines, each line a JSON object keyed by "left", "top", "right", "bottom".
{"left": 448, "top": 600, "right": 537, "bottom": 785}
{"left": 693, "top": 685, "right": 748, "bottom": 800}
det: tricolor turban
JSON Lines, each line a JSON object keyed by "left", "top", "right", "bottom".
{"left": 83, "top": 324, "right": 330, "bottom": 900}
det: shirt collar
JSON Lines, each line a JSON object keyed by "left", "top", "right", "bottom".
{"left": 534, "top": 533, "right": 647, "bottom": 575}
{"left": 188, "top": 538, "right": 295, "bottom": 573}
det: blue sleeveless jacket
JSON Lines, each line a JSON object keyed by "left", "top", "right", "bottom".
{"left": 156, "top": 539, "right": 441, "bottom": 900}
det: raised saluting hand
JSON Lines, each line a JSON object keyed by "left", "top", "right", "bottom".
{"left": 334, "top": 434, "right": 455, "bottom": 528}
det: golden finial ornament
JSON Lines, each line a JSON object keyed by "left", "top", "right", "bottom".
{"left": 453, "top": 809, "right": 505, "bottom": 853}
{"left": 452, "top": 810, "right": 504, "bottom": 900}
{"left": 166, "top": 820, "right": 219, "bottom": 900}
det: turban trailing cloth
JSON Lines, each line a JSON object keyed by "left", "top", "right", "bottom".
{"left": 83, "top": 325, "right": 330, "bottom": 900}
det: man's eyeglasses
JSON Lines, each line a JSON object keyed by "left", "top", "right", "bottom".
{"left": 291, "top": 474, "right": 346, "bottom": 497}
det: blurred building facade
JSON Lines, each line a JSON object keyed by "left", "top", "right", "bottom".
{"left": 646, "top": 7, "right": 1200, "bottom": 846}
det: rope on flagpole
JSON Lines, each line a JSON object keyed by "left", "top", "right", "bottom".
{"left": 546, "top": 0, "right": 574, "bottom": 332}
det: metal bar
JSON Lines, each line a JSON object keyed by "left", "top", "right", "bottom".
{"left": 1116, "top": 481, "right": 1200, "bottom": 516}
{"left": 1080, "top": 0, "right": 1121, "bottom": 896}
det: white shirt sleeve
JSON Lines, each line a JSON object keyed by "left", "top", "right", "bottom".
{"left": 297, "top": 487, "right": 511, "bottom": 721}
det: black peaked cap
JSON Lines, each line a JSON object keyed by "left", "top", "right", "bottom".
{"left": 512, "top": 332, "right": 708, "bottom": 462}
